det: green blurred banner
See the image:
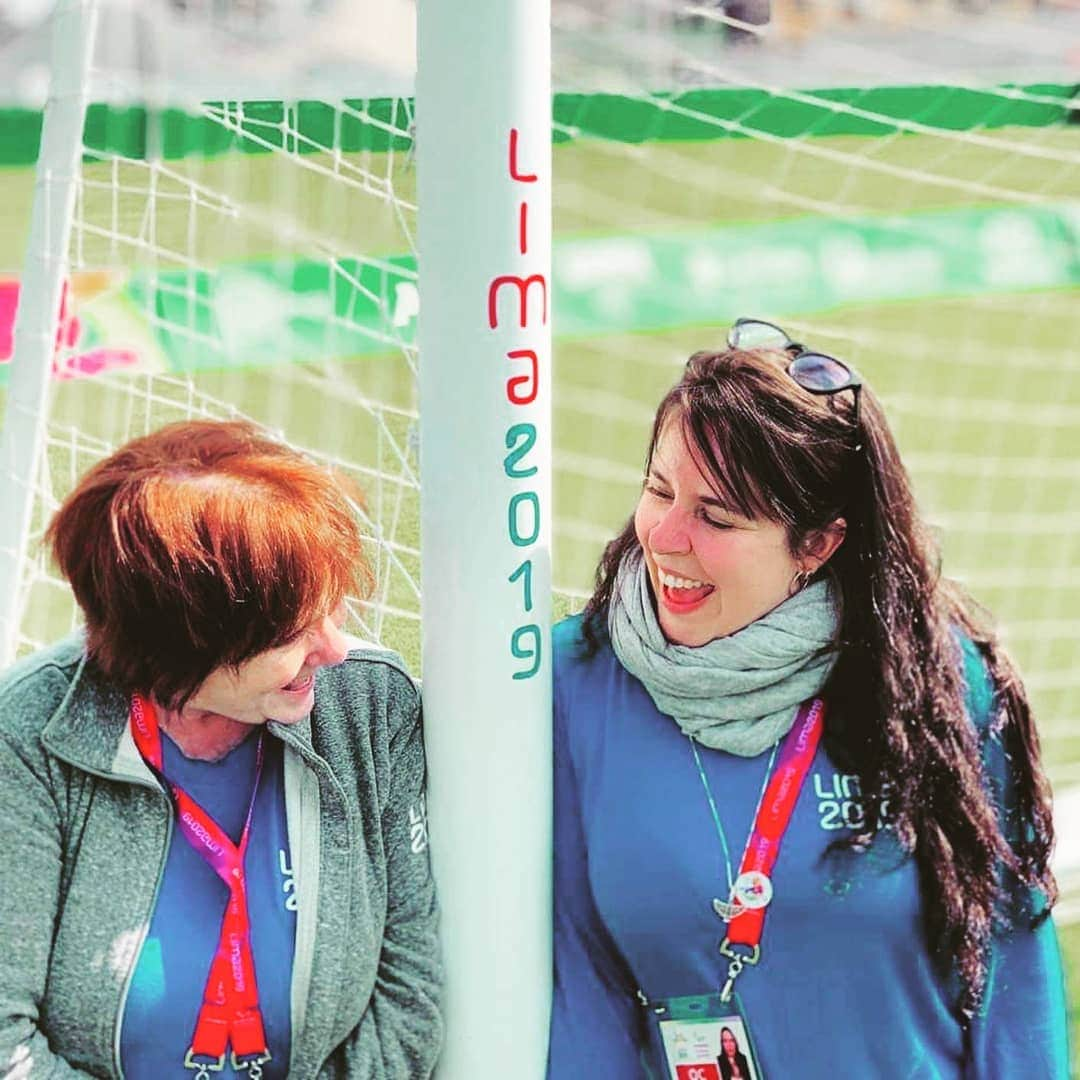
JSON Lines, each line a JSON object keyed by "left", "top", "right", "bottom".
{"left": 126, "top": 201, "right": 1080, "bottom": 371}
{"left": 123, "top": 255, "right": 417, "bottom": 372}
{"left": 553, "top": 201, "right": 1080, "bottom": 335}
{"left": 2, "top": 200, "right": 1076, "bottom": 381}
{"left": 1, "top": 85, "right": 1071, "bottom": 166}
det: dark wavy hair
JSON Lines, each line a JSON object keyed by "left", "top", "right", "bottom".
{"left": 581, "top": 346, "right": 1055, "bottom": 1016}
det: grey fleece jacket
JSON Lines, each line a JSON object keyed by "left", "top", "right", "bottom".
{"left": 0, "top": 635, "right": 443, "bottom": 1079}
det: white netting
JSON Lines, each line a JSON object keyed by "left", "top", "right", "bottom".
{"left": 544, "top": 2, "right": 1080, "bottom": 799}
{"left": 3, "top": 18, "right": 423, "bottom": 665}
{"left": 2, "top": 3, "right": 1078, "bottom": 905}
{"left": 19, "top": 370, "right": 421, "bottom": 661}
{"left": 542, "top": 0, "right": 1080, "bottom": 916}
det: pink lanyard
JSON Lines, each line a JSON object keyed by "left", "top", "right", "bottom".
{"left": 130, "top": 694, "right": 271, "bottom": 1079}
{"left": 719, "top": 698, "right": 824, "bottom": 999}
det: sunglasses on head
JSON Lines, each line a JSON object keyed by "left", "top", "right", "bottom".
{"left": 727, "top": 317, "right": 863, "bottom": 452}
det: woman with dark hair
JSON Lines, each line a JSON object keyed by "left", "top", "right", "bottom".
{"left": 717, "top": 1026, "right": 750, "bottom": 1080}
{"left": 0, "top": 420, "right": 442, "bottom": 1078}
{"left": 547, "top": 321, "right": 1068, "bottom": 1078}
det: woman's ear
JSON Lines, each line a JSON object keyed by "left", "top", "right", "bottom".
{"left": 800, "top": 517, "right": 846, "bottom": 573}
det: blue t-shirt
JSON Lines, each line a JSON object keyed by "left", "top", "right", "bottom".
{"left": 121, "top": 729, "right": 297, "bottom": 1079}
{"left": 548, "top": 615, "right": 1070, "bottom": 1079}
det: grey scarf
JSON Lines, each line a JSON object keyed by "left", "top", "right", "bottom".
{"left": 608, "top": 547, "right": 838, "bottom": 757}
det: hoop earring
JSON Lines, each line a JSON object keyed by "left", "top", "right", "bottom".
{"left": 789, "top": 567, "right": 813, "bottom": 595}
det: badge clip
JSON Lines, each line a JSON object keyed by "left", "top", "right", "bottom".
{"left": 718, "top": 938, "right": 761, "bottom": 1003}
{"left": 232, "top": 1051, "right": 272, "bottom": 1080}
{"left": 183, "top": 1050, "right": 225, "bottom": 1080}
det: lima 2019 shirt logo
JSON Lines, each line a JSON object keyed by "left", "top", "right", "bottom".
{"left": 814, "top": 771, "right": 893, "bottom": 831}
{"left": 409, "top": 795, "right": 429, "bottom": 854}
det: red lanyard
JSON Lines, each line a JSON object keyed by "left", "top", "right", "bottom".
{"left": 719, "top": 698, "right": 824, "bottom": 999}
{"left": 725, "top": 697, "right": 824, "bottom": 947}
{"left": 130, "top": 694, "right": 271, "bottom": 1079}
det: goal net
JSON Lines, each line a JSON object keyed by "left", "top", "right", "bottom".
{"left": 0, "top": 1, "right": 424, "bottom": 669}
{"left": 546, "top": 2, "right": 1080, "bottom": 797}
{"left": 1, "top": 0, "right": 1077, "bottom": 901}
{"left": 546, "top": 0, "right": 1080, "bottom": 917}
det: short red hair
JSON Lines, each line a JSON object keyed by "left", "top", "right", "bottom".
{"left": 47, "top": 419, "right": 371, "bottom": 707}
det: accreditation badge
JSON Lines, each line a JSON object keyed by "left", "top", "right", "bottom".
{"left": 655, "top": 994, "right": 764, "bottom": 1080}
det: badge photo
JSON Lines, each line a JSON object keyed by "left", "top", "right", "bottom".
{"left": 659, "top": 1007, "right": 761, "bottom": 1080}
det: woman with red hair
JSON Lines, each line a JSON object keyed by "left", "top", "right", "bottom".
{"left": 0, "top": 420, "right": 442, "bottom": 1078}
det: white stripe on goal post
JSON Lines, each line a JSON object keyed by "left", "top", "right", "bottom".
{"left": 418, "top": 1, "right": 553, "bottom": 1076}
{"left": 0, "top": 0, "right": 98, "bottom": 667}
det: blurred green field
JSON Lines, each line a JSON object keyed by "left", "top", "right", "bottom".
{"left": 2, "top": 120, "right": 1078, "bottom": 1045}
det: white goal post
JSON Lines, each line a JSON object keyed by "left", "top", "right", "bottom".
{"left": 0, "top": 0, "right": 554, "bottom": 1076}
{"left": 0, "top": 0, "right": 98, "bottom": 666}
{"left": 418, "top": 1, "right": 553, "bottom": 1076}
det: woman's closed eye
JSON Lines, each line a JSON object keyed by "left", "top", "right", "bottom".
{"left": 699, "top": 510, "right": 735, "bottom": 530}
{"left": 645, "top": 481, "right": 736, "bottom": 530}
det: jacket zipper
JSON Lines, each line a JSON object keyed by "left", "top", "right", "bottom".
{"left": 281, "top": 736, "right": 326, "bottom": 1076}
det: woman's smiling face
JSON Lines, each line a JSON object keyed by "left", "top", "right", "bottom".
{"left": 633, "top": 419, "right": 802, "bottom": 647}
{"left": 181, "top": 601, "right": 352, "bottom": 726}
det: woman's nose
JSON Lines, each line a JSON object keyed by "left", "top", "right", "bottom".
{"left": 649, "top": 505, "right": 691, "bottom": 555}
